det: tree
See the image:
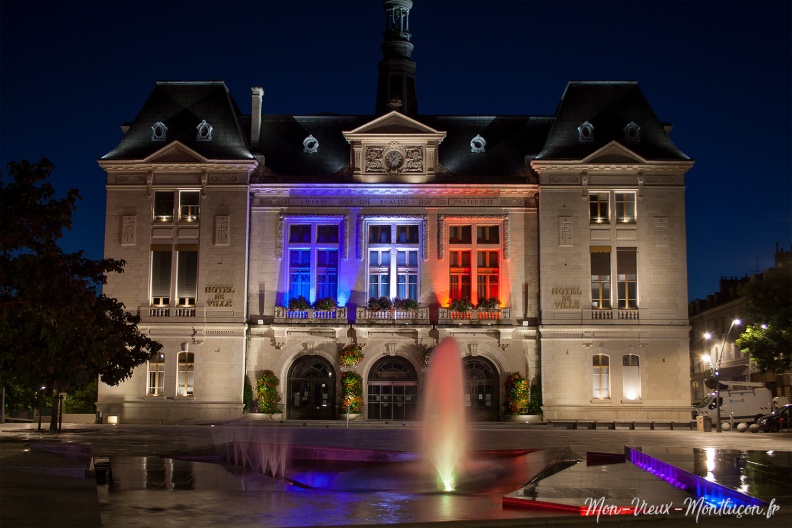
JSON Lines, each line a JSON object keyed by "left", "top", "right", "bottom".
{"left": 1, "top": 159, "right": 162, "bottom": 431}
{"left": 735, "top": 265, "right": 792, "bottom": 373}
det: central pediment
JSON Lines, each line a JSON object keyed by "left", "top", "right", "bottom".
{"left": 343, "top": 111, "right": 446, "bottom": 183}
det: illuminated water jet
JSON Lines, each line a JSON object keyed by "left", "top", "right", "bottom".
{"left": 421, "top": 337, "right": 467, "bottom": 492}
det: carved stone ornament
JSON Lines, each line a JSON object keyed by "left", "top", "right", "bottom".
{"left": 365, "top": 144, "right": 423, "bottom": 175}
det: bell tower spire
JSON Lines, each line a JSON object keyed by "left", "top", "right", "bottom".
{"left": 375, "top": 0, "right": 418, "bottom": 116}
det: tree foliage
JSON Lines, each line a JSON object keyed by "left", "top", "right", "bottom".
{"left": 735, "top": 266, "right": 792, "bottom": 373}
{"left": 1, "top": 159, "right": 162, "bottom": 429}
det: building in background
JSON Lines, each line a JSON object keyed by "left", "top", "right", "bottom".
{"left": 689, "top": 245, "right": 792, "bottom": 404}
{"left": 97, "top": 0, "right": 694, "bottom": 423}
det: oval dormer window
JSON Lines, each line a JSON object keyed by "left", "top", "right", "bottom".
{"left": 624, "top": 122, "right": 640, "bottom": 143}
{"left": 151, "top": 122, "right": 168, "bottom": 141}
{"left": 303, "top": 135, "right": 319, "bottom": 154}
{"left": 470, "top": 134, "right": 486, "bottom": 154}
{"left": 578, "top": 121, "right": 594, "bottom": 142}
{"left": 196, "top": 120, "right": 213, "bottom": 141}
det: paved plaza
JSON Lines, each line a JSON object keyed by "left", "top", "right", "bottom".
{"left": 1, "top": 420, "right": 791, "bottom": 527}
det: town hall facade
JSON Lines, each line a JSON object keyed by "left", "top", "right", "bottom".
{"left": 97, "top": 0, "right": 694, "bottom": 424}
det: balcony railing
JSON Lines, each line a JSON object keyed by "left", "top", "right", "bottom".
{"left": 274, "top": 306, "right": 348, "bottom": 324}
{"left": 438, "top": 307, "right": 511, "bottom": 325}
{"left": 355, "top": 307, "right": 430, "bottom": 324}
{"left": 590, "top": 308, "right": 640, "bottom": 320}
{"left": 148, "top": 307, "right": 197, "bottom": 318}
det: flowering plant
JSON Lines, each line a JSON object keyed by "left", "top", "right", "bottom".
{"left": 449, "top": 298, "right": 473, "bottom": 312}
{"left": 392, "top": 297, "right": 419, "bottom": 310}
{"left": 255, "top": 370, "right": 281, "bottom": 413}
{"left": 367, "top": 296, "right": 393, "bottom": 312}
{"left": 341, "top": 371, "right": 363, "bottom": 413}
{"left": 477, "top": 298, "right": 500, "bottom": 311}
{"left": 504, "top": 372, "right": 530, "bottom": 415}
{"left": 421, "top": 346, "right": 433, "bottom": 369}
{"left": 288, "top": 295, "right": 311, "bottom": 310}
{"left": 313, "top": 297, "right": 337, "bottom": 310}
{"left": 338, "top": 343, "right": 364, "bottom": 368}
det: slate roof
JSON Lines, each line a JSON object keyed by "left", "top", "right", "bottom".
{"left": 103, "top": 80, "right": 689, "bottom": 181}
{"left": 102, "top": 81, "right": 253, "bottom": 161}
{"left": 535, "top": 81, "right": 690, "bottom": 162}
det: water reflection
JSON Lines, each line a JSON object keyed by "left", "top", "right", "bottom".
{"left": 691, "top": 449, "right": 791, "bottom": 505}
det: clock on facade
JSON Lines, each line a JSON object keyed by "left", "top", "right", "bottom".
{"left": 384, "top": 149, "right": 404, "bottom": 169}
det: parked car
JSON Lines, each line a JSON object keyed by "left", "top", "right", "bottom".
{"left": 757, "top": 404, "right": 792, "bottom": 433}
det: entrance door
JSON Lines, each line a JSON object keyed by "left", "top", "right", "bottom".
{"left": 287, "top": 356, "right": 336, "bottom": 420}
{"left": 367, "top": 356, "right": 419, "bottom": 420}
{"left": 463, "top": 357, "right": 499, "bottom": 421}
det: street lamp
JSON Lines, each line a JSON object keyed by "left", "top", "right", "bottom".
{"left": 704, "top": 319, "right": 741, "bottom": 433}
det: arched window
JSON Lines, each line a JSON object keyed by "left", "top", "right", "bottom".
{"left": 148, "top": 352, "right": 165, "bottom": 396}
{"left": 367, "top": 356, "right": 418, "bottom": 420}
{"left": 177, "top": 352, "right": 194, "bottom": 396}
{"left": 593, "top": 354, "right": 610, "bottom": 399}
{"left": 622, "top": 354, "right": 640, "bottom": 401}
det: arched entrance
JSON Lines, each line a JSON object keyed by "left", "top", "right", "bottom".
{"left": 463, "top": 356, "right": 500, "bottom": 421}
{"left": 287, "top": 355, "right": 336, "bottom": 420}
{"left": 367, "top": 356, "right": 419, "bottom": 420}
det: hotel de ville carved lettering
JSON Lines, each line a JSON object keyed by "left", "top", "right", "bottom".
{"left": 97, "top": 1, "right": 693, "bottom": 424}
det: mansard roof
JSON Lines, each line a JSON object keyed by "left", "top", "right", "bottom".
{"left": 535, "top": 81, "right": 691, "bottom": 162}
{"left": 254, "top": 114, "right": 552, "bottom": 184}
{"left": 102, "top": 81, "right": 253, "bottom": 161}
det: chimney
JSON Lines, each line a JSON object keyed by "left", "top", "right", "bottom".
{"left": 251, "top": 87, "right": 264, "bottom": 149}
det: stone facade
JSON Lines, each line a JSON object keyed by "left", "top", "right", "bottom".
{"left": 95, "top": 2, "right": 694, "bottom": 424}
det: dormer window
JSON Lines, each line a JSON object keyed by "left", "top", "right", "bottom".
{"left": 303, "top": 135, "right": 319, "bottom": 154}
{"left": 470, "top": 134, "right": 486, "bottom": 153}
{"left": 578, "top": 121, "right": 594, "bottom": 142}
{"left": 196, "top": 120, "right": 213, "bottom": 141}
{"left": 624, "top": 122, "right": 640, "bottom": 143}
{"left": 151, "top": 122, "right": 167, "bottom": 141}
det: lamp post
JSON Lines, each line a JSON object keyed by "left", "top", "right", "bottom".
{"left": 704, "top": 318, "right": 741, "bottom": 433}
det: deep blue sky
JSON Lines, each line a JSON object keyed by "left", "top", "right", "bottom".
{"left": 2, "top": 0, "right": 790, "bottom": 301}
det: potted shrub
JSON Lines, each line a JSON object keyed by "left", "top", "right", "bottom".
{"left": 288, "top": 295, "right": 311, "bottom": 310}
{"left": 420, "top": 345, "right": 433, "bottom": 370}
{"left": 340, "top": 371, "right": 364, "bottom": 416}
{"left": 313, "top": 297, "right": 337, "bottom": 310}
{"left": 367, "top": 296, "right": 393, "bottom": 312}
{"left": 256, "top": 370, "right": 282, "bottom": 415}
{"left": 339, "top": 343, "right": 364, "bottom": 368}
{"left": 449, "top": 298, "right": 473, "bottom": 313}
{"left": 477, "top": 298, "right": 500, "bottom": 311}
{"left": 504, "top": 372, "right": 530, "bottom": 416}
{"left": 392, "top": 297, "right": 419, "bottom": 310}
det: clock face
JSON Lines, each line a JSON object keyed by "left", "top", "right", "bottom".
{"left": 384, "top": 150, "right": 404, "bottom": 169}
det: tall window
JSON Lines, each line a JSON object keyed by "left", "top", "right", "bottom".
{"left": 148, "top": 352, "right": 165, "bottom": 396}
{"left": 615, "top": 193, "right": 635, "bottom": 223}
{"left": 367, "top": 222, "right": 421, "bottom": 301}
{"left": 151, "top": 250, "right": 172, "bottom": 306}
{"left": 593, "top": 354, "right": 610, "bottom": 399}
{"left": 177, "top": 352, "right": 194, "bottom": 396}
{"left": 589, "top": 192, "right": 609, "bottom": 223}
{"left": 590, "top": 248, "right": 611, "bottom": 309}
{"left": 617, "top": 248, "right": 637, "bottom": 309}
{"left": 449, "top": 250, "right": 471, "bottom": 301}
{"left": 449, "top": 223, "right": 500, "bottom": 305}
{"left": 176, "top": 250, "right": 197, "bottom": 306}
{"left": 476, "top": 250, "right": 499, "bottom": 300}
{"left": 287, "top": 223, "right": 340, "bottom": 303}
{"left": 622, "top": 354, "right": 640, "bottom": 401}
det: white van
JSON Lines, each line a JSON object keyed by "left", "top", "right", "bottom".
{"left": 694, "top": 382, "right": 773, "bottom": 423}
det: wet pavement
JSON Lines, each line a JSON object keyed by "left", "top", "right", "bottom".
{"left": 1, "top": 420, "right": 791, "bottom": 527}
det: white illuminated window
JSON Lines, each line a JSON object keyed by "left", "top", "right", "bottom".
{"left": 593, "top": 354, "right": 610, "bottom": 399}
{"left": 617, "top": 248, "right": 637, "bottom": 309}
{"left": 179, "top": 191, "right": 200, "bottom": 222}
{"left": 589, "top": 192, "right": 609, "bottom": 223}
{"left": 622, "top": 354, "right": 640, "bottom": 401}
{"left": 590, "top": 248, "right": 611, "bottom": 309}
{"left": 615, "top": 193, "right": 635, "bottom": 223}
{"left": 177, "top": 352, "right": 194, "bottom": 396}
{"left": 367, "top": 222, "right": 421, "bottom": 302}
{"left": 148, "top": 353, "right": 165, "bottom": 396}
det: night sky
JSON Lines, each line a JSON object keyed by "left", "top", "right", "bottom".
{"left": 2, "top": 0, "right": 790, "bottom": 302}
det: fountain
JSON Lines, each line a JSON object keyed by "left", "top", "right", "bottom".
{"left": 421, "top": 337, "right": 468, "bottom": 491}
